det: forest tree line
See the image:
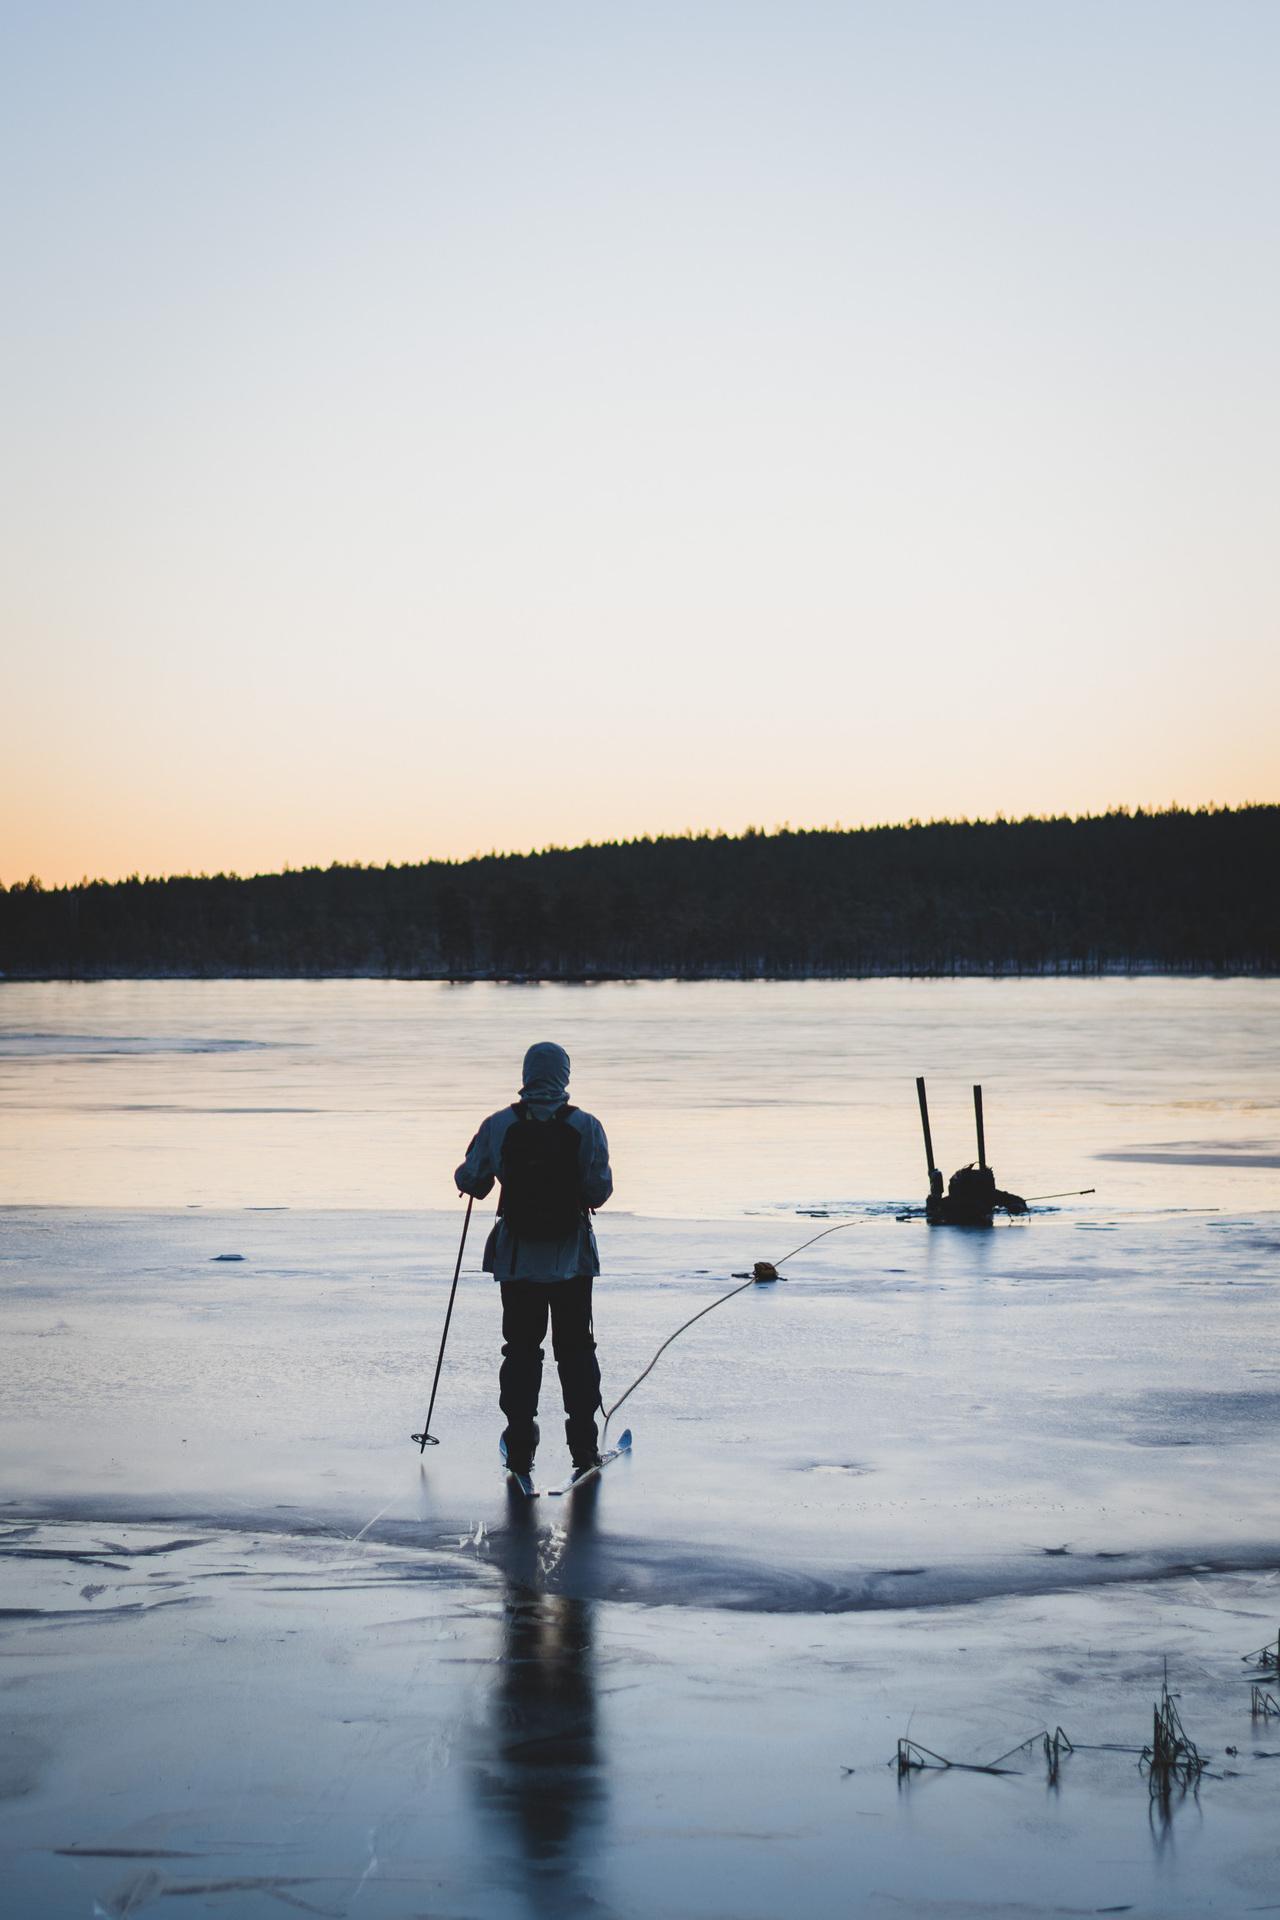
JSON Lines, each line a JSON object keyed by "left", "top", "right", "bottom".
{"left": 1, "top": 808, "right": 1276, "bottom": 979}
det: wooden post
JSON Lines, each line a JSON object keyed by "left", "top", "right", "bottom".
{"left": 916, "top": 1076, "right": 937, "bottom": 1177}
{"left": 973, "top": 1084, "right": 987, "bottom": 1169}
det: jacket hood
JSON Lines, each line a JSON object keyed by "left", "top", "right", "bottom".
{"left": 519, "top": 1041, "right": 571, "bottom": 1119}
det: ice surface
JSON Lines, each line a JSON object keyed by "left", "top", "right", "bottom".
{"left": 3, "top": 977, "right": 1278, "bottom": 1914}
{"left": 3, "top": 1205, "right": 1278, "bottom": 1607}
{"left": 2, "top": 976, "right": 1277, "bottom": 1212}
{"left": 4, "top": 1513, "right": 1280, "bottom": 1917}
{"left": 4, "top": 1203, "right": 1280, "bottom": 1914}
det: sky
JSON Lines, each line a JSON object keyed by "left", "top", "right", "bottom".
{"left": 2, "top": 1, "right": 1277, "bottom": 887}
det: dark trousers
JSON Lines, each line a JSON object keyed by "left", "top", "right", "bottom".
{"left": 500, "top": 1277, "right": 601, "bottom": 1462}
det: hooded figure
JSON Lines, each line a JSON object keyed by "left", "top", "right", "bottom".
{"left": 517, "top": 1040, "right": 573, "bottom": 1119}
{"left": 455, "top": 1043, "right": 613, "bottom": 1479}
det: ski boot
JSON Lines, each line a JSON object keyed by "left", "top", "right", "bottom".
{"left": 500, "top": 1420, "right": 539, "bottom": 1488}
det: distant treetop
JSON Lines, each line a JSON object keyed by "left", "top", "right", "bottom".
{"left": 1, "top": 806, "right": 1275, "bottom": 979}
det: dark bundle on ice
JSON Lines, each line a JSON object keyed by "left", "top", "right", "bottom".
{"left": 926, "top": 1162, "right": 1028, "bottom": 1225}
{"left": 916, "top": 1079, "right": 1027, "bottom": 1226}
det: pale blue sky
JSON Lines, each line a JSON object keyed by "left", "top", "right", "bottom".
{"left": 3, "top": 2, "right": 1276, "bottom": 883}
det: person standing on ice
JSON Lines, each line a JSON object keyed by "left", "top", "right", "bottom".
{"left": 454, "top": 1042, "right": 612, "bottom": 1482}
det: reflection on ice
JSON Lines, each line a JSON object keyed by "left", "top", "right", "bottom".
{"left": 5, "top": 1513, "right": 1280, "bottom": 1917}
{"left": 473, "top": 1486, "right": 605, "bottom": 1913}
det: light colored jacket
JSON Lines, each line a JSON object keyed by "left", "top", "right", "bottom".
{"left": 455, "top": 1104, "right": 613, "bottom": 1282}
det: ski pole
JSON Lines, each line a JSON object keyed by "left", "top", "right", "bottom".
{"left": 1023, "top": 1187, "right": 1096, "bottom": 1202}
{"left": 411, "top": 1194, "right": 474, "bottom": 1451}
{"left": 916, "top": 1076, "right": 938, "bottom": 1179}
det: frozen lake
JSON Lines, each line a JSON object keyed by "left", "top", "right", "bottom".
{"left": 2, "top": 978, "right": 1278, "bottom": 1916}
{"left": 1, "top": 975, "right": 1277, "bottom": 1212}
{"left": 5, "top": 1203, "right": 1280, "bottom": 1917}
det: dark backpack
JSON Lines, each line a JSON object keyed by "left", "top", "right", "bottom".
{"left": 498, "top": 1103, "right": 585, "bottom": 1240}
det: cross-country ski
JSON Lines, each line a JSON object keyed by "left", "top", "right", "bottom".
{"left": 548, "top": 1428, "right": 632, "bottom": 1496}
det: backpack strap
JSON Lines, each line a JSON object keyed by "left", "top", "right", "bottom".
{"left": 498, "top": 1105, "right": 522, "bottom": 1216}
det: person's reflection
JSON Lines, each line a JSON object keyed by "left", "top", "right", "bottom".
{"left": 471, "top": 1480, "right": 606, "bottom": 1916}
